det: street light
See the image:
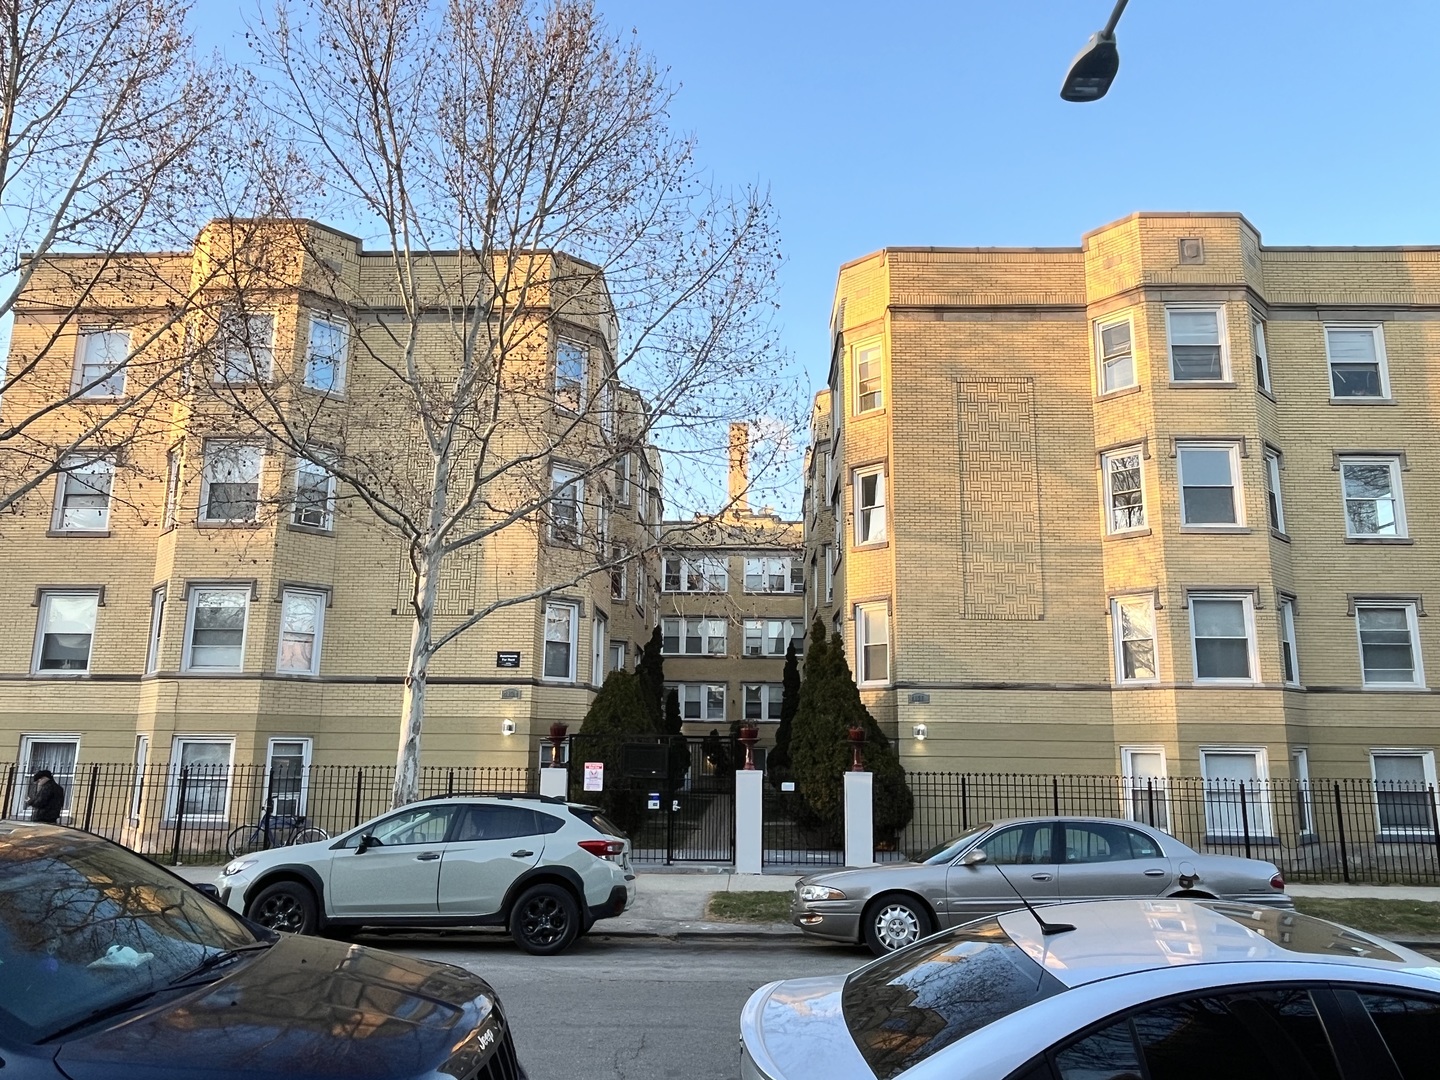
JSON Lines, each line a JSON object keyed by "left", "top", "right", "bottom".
{"left": 1060, "top": 0, "right": 1129, "bottom": 102}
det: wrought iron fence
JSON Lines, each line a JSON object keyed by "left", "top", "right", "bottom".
{"left": 905, "top": 772, "right": 1440, "bottom": 885}
{"left": 1, "top": 761, "right": 535, "bottom": 864}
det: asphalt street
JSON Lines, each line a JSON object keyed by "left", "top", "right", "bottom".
{"left": 369, "top": 934, "right": 862, "bottom": 1080}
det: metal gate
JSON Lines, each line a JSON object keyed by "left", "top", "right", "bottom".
{"left": 761, "top": 782, "right": 844, "bottom": 868}
{"left": 565, "top": 734, "right": 735, "bottom": 864}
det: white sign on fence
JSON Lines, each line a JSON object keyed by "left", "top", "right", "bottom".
{"left": 583, "top": 761, "right": 604, "bottom": 792}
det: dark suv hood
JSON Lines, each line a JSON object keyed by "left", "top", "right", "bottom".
{"left": 55, "top": 935, "right": 500, "bottom": 1080}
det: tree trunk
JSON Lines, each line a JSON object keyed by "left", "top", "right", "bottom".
{"left": 394, "top": 552, "right": 441, "bottom": 807}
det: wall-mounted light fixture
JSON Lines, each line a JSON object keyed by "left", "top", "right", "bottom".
{"left": 500, "top": 719, "right": 517, "bottom": 736}
{"left": 912, "top": 723, "right": 928, "bottom": 741}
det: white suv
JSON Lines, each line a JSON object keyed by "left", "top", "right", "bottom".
{"left": 216, "top": 793, "right": 635, "bottom": 955}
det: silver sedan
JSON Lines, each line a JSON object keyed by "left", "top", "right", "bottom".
{"left": 792, "top": 815, "right": 1292, "bottom": 955}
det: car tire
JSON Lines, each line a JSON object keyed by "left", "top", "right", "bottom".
{"left": 510, "top": 883, "right": 580, "bottom": 956}
{"left": 247, "top": 880, "right": 319, "bottom": 935}
{"left": 864, "top": 894, "right": 933, "bottom": 956}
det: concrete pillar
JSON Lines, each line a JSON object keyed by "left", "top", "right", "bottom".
{"left": 735, "top": 769, "right": 764, "bottom": 874}
{"left": 844, "top": 771, "right": 875, "bottom": 867}
{"left": 539, "top": 766, "right": 568, "bottom": 800}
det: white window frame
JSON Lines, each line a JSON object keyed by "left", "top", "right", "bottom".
{"left": 555, "top": 339, "right": 587, "bottom": 413}
{"left": 549, "top": 464, "right": 583, "bottom": 546}
{"left": 165, "top": 736, "right": 236, "bottom": 823}
{"left": 1188, "top": 593, "right": 1258, "bottom": 684}
{"left": 182, "top": 586, "right": 251, "bottom": 673}
{"left": 32, "top": 591, "right": 100, "bottom": 675}
{"left": 1369, "top": 749, "right": 1438, "bottom": 838}
{"left": 1176, "top": 442, "right": 1244, "bottom": 527}
{"left": 671, "top": 682, "right": 727, "bottom": 723}
{"left": 609, "top": 547, "right": 627, "bottom": 602}
{"left": 1199, "top": 746, "right": 1273, "bottom": 839}
{"left": 1355, "top": 602, "right": 1425, "bottom": 689}
{"left": 277, "top": 588, "right": 326, "bottom": 676}
{"left": 199, "top": 441, "right": 262, "bottom": 524}
{"left": 215, "top": 312, "right": 274, "bottom": 384}
{"left": 12, "top": 735, "right": 80, "bottom": 819}
{"left": 1101, "top": 447, "right": 1146, "bottom": 534}
{"left": 616, "top": 454, "right": 631, "bottom": 505}
{"left": 662, "top": 616, "right": 727, "bottom": 657}
{"left": 1111, "top": 594, "right": 1159, "bottom": 685}
{"left": 742, "top": 618, "right": 803, "bottom": 658}
{"left": 1264, "top": 447, "right": 1285, "bottom": 533}
{"left": 145, "top": 585, "right": 167, "bottom": 674}
{"left": 1325, "top": 324, "right": 1390, "bottom": 400}
{"left": 265, "top": 736, "right": 313, "bottom": 819}
{"left": 75, "top": 328, "right": 130, "bottom": 398}
{"left": 591, "top": 612, "right": 607, "bottom": 685}
{"left": 1339, "top": 456, "right": 1407, "bottom": 539}
{"left": 853, "top": 465, "right": 887, "bottom": 546}
{"left": 162, "top": 447, "right": 181, "bottom": 530}
{"left": 1279, "top": 596, "right": 1300, "bottom": 687}
{"left": 853, "top": 339, "right": 883, "bottom": 414}
{"left": 292, "top": 453, "right": 336, "bottom": 530}
{"left": 1252, "top": 318, "right": 1271, "bottom": 393}
{"left": 1291, "top": 748, "right": 1313, "bottom": 837}
{"left": 855, "top": 601, "right": 890, "bottom": 687}
{"left": 1165, "top": 304, "right": 1230, "bottom": 382}
{"left": 822, "top": 544, "right": 834, "bottom": 604}
{"left": 129, "top": 734, "right": 150, "bottom": 822}
{"left": 742, "top": 683, "right": 785, "bottom": 722}
{"left": 744, "top": 555, "right": 794, "bottom": 594}
{"left": 1095, "top": 316, "right": 1136, "bottom": 394}
{"left": 662, "top": 554, "right": 728, "bottom": 593}
{"left": 607, "top": 639, "right": 626, "bottom": 674}
{"left": 542, "top": 601, "right": 579, "bottom": 682}
{"left": 52, "top": 455, "right": 114, "bottom": 532}
{"left": 304, "top": 313, "right": 348, "bottom": 393}
{"left": 1120, "top": 746, "right": 1169, "bottom": 830}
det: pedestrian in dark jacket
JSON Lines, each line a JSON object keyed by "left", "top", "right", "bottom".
{"left": 24, "top": 769, "right": 64, "bottom": 824}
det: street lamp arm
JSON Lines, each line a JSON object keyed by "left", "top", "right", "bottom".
{"left": 1101, "top": 0, "right": 1130, "bottom": 39}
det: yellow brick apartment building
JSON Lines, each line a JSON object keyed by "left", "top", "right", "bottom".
{"left": 806, "top": 212, "right": 1440, "bottom": 805}
{"left": 0, "top": 220, "right": 661, "bottom": 809}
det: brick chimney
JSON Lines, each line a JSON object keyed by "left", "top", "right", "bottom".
{"left": 728, "top": 422, "right": 749, "bottom": 513}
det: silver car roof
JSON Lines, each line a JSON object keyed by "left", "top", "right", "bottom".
{"left": 997, "top": 899, "right": 1439, "bottom": 988}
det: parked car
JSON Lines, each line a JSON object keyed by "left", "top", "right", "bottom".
{"left": 744, "top": 897, "right": 1440, "bottom": 1080}
{"left": 0, "top": 820, "right": 527, "bottom": 1080}
{"left": 792, "top": 816, "right": 1291, "bottom": 955}
{"left": 218, "top": 792, "right": 635, "bottom": 955}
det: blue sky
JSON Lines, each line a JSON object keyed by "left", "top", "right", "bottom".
{"left": 200, "top": 1, "right": 1440, "bottom": 389}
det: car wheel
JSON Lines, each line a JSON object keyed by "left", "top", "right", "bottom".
{"left": 510, "top": 883, "right": 580, "bottom": 956}
{"left": 864, "top": 894, "right": 933, "bottom": 956}
{"left": 247, "top": 881, "right": 319, "bottom": 935}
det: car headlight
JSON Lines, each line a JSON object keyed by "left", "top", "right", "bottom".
{"left": 222, "top": 858, "right": 258, "bottom": 877}
{"left": 798, "top": 885, "right": 847, "bottom": 902}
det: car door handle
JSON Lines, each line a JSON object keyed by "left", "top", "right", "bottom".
{"left": 1031, "top": 873, "right": 1053, "bottom": 882}
{"left": 1143, "top": 868, "right": 1167, "bottom": 876}
{"left": 415, "top": 852, "right": 441, "bottom": 861}
{"left": 512, "top": 849, "right": 534, "bottom": 858}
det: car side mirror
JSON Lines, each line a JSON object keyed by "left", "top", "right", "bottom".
{"left": 193, "top": 882, "right": 221, "bottom": 899}
{"left": 356, "top": 834, "right": 376, "bottom": 854}
{"left": 960, "top": 849, "right": 987, "bottom": 867}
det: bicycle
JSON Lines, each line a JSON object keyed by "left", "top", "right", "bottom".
{"left": 226, "top": 797, "right": 329, "bottom": 857}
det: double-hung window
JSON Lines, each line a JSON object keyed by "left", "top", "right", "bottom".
{"left": 854, "top": 340, "right": 883, "bottom": 413}
{"left": 1121, "top": 747, "right": 1169, "bottom": 830}
{"left": 183, "top": 587, "right": 250, "bottom": 671}
{"left": 1325, "top": 325, "right": 1389, "bottom": 399}
{"left": 855, "top": 602, "right": 890, "bottom": 685}
{"left": 162, "top": 448, "right": 181, "bottom": 529}
{"left": 1177, "top": 443, "right": 1243, "bottom": 526}
{"left": 167, "top": 737, "right": 235, "bottom": 822}
{"left": 549, "top": 465, "right": 582, "bottom": 545}
{"left": 200, "top": 442, "right": 262, "bottom": 523}
{"left": 304, "top": 314, "right": 348, "bottom": 393}
{"left": 53, "top": 455, "right": 113, "bottom": 532}
{"left": 743, "top": 684, "right": 784, "bottom": 722}
{"left": 608, "top": 640, "right": 626, "bottom": 673}
{"left": 1339, "top": 456, "right": 1406, "bottom": 538}
{"left": 742, "top": 618, "right": 803, "bottom": 657}
{"left": 1278, "top": 596, "right": 1300, "bottom": 686}
{"left": 744, "top": 556, "right": 792, "bottom": 593}
{"left": 542, "top": 602, "right": 578, "bottom": 680}
{"left": 1096, "top": 317, "right": 1135, "bottom": 393}
{"left": 1263, "top": 447, "right": 1285, "bottom": 532}
{"left": 1200, "top": 749, "right": 1272, "bottom": 839}
{"left": 853, "top": 466, "right": 886, "bottom": 545}
{"left": 1166, "top": 306, "right": 1228, "bottom": 382}
{"left": 1355, "top": 602, "right": 1424, "bottom": 688}
{"left": 146, "top": 586, "right": 166, "bottom": 674}
{"left": 75, "top": 329, "right": 129, "bottom": 397}
{"left": 616, "top": 454, "right": 631, "bottom": 505}
{"left": 662, "top": 555, "right": 727, "bottom": 593}
{"left": 662, "top": 617, "right": 726, "bottom": 657}
{"left": 822, "top": 544, "right": 834, "bottom": 604}
{"left": 293, "top": 453, "right": 336, "bottom": 530}
{"left": 215, "top": 312, "right": 274, "bottom": 384}
{"left": 609, "top": 545, "right": 627, "bottom": 601}
{"left": 277, "top": 589, "right": 325, "bottom": 675}
{"left": 1252, "top": 318, "right": 1271, "bottom": 392}
{"left": 671, "top": 683, "right": 726, "bottom": 723}
{"left": 555, "top": 341, "right": 586, "bottom": 413}
{"left": 33, "top": 591, "right": 100, "bottom": 673}
{"left": 1111, "top": 595, "right": 1158, "bottom": 684}
{"left": 1189, "top": 594, "right": 1256, "bottom": 682}
{"left": 1370, "top": 751, "right": 1437, "bottom": 836}
{"left": 1101, "top": 448, "right": 1145, "bottom": 533}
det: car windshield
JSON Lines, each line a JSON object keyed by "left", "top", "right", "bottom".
{"left": 842, "top": 919, "right": 1065, "bottom": 1080}
{"left": 0, "top": 828, "right": 261, "bottom": 1043}
{"left": 918, "top": 822, "right": 992, "bottom": 864}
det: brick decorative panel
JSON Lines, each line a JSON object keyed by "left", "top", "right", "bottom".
{"left": 957, "top": 377, "right": 1043, "bottom": 620}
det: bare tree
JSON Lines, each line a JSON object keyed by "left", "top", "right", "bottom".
{"left": 203, "top": 0, "right": 800, "bottom": 806}
{"left": 0, "top": 0, "right": 256, "bottom": 518}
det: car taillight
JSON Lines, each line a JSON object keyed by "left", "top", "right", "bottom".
{"left": 579, "top": 839, "right": 624, "bottom": 860}
{"left": 1270, "top": 872, "right": 1285, "bottom": 890}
